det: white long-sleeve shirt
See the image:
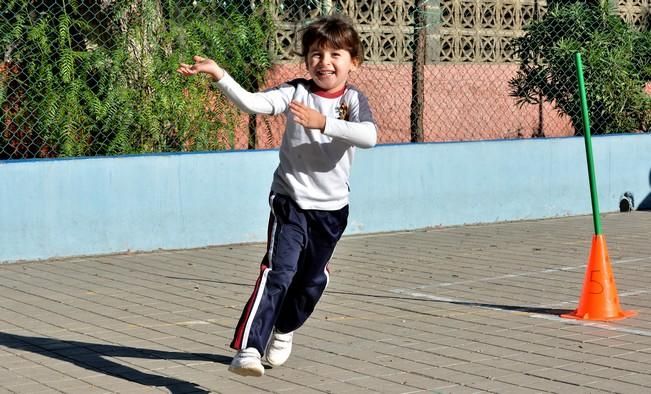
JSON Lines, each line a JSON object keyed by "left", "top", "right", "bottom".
{"left": 215, "top": 73, "right": 377, "bottom": 210}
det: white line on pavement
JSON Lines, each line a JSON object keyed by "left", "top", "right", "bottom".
{"left": 411, "top": 256, "right": 651, "bottom": 290}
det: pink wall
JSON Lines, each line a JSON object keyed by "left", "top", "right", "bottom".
{"left": 245, "top": 63, "right": 575, "bottom": 149}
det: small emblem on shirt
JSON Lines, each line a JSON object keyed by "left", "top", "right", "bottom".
{"left": 337, "top": 102, "right": 349, "bottom": 121}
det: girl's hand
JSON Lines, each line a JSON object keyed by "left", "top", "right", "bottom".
{"left": 177, "top": 56, "right": 224, "bottom": 81}
{"left": 289, "top": 101, "right": 326, "bottom": 131}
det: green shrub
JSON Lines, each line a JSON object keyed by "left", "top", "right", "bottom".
{"left": 0, "top": 0, "right": 274, "bottom": 159}
{"left": 510, "top": 0, "right": 651, "bottom": 135}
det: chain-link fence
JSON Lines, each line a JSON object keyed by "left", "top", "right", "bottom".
{"left": 1, "top": 0, "right": 649, "bottom": 160}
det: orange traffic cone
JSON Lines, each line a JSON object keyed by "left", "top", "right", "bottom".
{"left": 561, "top": 234, "right": 636, "bottom": 321}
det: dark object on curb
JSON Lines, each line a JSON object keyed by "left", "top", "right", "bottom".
{"left": 619, "top": 192, "right": 634, "bottom": 212}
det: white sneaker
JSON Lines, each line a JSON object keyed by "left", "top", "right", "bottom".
{"left": 228, "top": 348, "right": 264, "bottom": 377}
{"left": 265, "top": 329, "right": 293, "bottom": 367}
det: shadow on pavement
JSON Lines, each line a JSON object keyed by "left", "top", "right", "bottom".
{"left": 165, "top": 276, "right": 574, "bottom": 317}
{"left": 326, "top": 290, "right": 574, "bottom": 316}
{"left": 0, "top": 332, "right": 231, "bottom": 393}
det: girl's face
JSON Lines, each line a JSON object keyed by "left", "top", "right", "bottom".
{"left": 305, "top": 43, "right": 358, "bottom": 94}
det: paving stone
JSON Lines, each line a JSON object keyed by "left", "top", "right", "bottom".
{"left": 1, "top": 213, "right": 650, "bottom": 393}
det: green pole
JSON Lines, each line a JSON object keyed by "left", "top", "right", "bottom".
{"left": 574, "top": 52, "right": 602, "bottom": 235}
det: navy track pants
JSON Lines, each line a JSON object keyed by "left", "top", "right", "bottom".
{"left": 230, "top": 193, "right": 348, "bottom": 354}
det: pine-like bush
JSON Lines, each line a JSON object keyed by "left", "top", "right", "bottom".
{"left": 510, "top": 0, "right": 650, "bottom": 135}
{"left": 0, "top": 0, "right": 274, "bottom": 159}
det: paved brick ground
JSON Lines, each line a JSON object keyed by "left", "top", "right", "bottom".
{"left": 1, "top": 212, "right": 650, "bottom": 393}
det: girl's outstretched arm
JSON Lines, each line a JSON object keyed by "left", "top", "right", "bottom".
{"left": 177, "top": 56, "right": 224, "bottom": 81}
{"left": 178, "top": 55, "right": 276, "bottom": 115}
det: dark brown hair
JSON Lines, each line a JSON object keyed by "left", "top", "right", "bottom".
{"left": 298, "top": 15, "right": 364, "bottom": 65}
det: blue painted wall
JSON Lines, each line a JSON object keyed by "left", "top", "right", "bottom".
{"left": 1, "top": 134, "right": 649, "bottom": 263}
{"left": 350, "top": 135, "right": 650, "bottom": 233}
